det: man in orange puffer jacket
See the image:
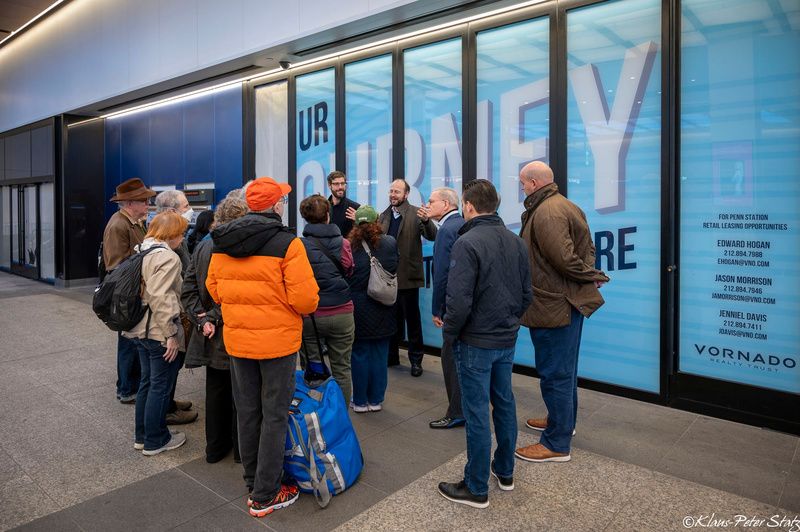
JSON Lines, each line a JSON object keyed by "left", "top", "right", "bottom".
{"left": 206, "top": 177, "right": 319, "bottom": 518}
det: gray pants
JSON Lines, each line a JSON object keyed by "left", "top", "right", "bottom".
{"left": 230, "top": 353, "right": 296, "bottom": 503}
{"left": 300, "top": 313, "right": 355, "bottom": 405}
{"left": 441, "top": 338, "right": 463, "bottom": 419}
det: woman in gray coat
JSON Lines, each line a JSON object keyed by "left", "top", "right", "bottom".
{"left": 181, "top": 197, "right": 248, "bottom": 463}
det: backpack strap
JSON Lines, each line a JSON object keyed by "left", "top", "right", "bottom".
{"left": 308, "top": 237, "right": 346, "bottom": 278}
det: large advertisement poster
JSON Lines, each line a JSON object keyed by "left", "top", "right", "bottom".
{"left": 404, "top": 38, "right": 463, "bottom": 350}
{"left": 344, "top": 55, "right": 393, "bottom": 211}
{"left": 296, "top": 69, "right": 336, "bottom": 233}
{"left": 565, "top": 0, "right": 662, "bottom": 392}
{"left": 679, "top": 0, "right": 800, "bottom": 394}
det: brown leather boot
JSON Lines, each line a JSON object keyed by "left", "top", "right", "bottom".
{"left": 525, "top": 417, "right": 548, "bottom": 431}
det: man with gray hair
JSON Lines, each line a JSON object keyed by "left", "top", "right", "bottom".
{"left": 421, "top": 187, "right": 466, "bottom": 429}
{"left": 152, "top": 189, "right": 199, "bottom": 425}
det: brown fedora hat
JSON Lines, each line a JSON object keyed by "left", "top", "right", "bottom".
{"left": 110, "top": 178, "right": 157, "bottom": 202}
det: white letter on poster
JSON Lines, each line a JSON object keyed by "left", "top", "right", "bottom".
{"left": 431, "top": 113, "right": 463, "bottom": 192}
{"left": 404, "top": 129, "right": 425, "bottom": 208}
{"left": 499, "top": 79, "right": 549, "bottom": 225}
{"left": 569, "top": 41, "right": 658, "bottom": 213}
{"left": 297, "top": 160, "right": 325, "bottom": 232}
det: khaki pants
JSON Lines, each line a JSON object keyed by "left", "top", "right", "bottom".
{"left": 300, "top": 312, "right": 355, "bottom": 405}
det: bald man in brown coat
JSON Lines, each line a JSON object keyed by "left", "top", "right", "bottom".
{"left": 514, "top": 162, "right": 609, "bottom": 463}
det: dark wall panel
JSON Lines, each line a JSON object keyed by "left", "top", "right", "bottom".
{"left": 104, "top": 84, "right": 243, "bottom": 217}
{"left": 6, "top": 131, "right": 31, "bottom": 180}
{"left": 31, "top": 124, "right": 54, "bottom": 177}
{"left": 65, "top": 119, "right": 105, "bottom": 280}
{"left": 150, "top": 105, "right": 184, "bottom": 186}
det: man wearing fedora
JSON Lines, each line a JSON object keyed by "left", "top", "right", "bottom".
{"left": 103, "top": 177, "right": 156, "bottom": 404}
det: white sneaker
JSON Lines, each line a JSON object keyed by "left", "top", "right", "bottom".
{"left": 142, "top": 432, "right": 186, "bottom": 456}
{"left": 367, "top": 403, "right": 382, "bottom": 412}
{"left": 352, "top": 404, "right": 369, "bottom": 413}
{"left": 134, "top": 442, "right": 144, "bottom": 451}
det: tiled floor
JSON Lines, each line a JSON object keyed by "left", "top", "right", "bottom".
{"left": 1, "top": 272, "right": 798, "bottom": 531}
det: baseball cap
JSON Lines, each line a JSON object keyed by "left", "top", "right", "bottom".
{"left": 354, "top": 205, "right": 378, "bottom": 225}
{"left": 246, "top": 177, "right": 292, "bottom": 211}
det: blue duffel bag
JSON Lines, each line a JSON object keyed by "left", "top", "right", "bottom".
{"left": 284, "top": 369, "right": 364, "bottom": 508}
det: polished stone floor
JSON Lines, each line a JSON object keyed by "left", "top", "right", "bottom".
{"left": 0, "top": 271, "right": 797, "bottom": 531}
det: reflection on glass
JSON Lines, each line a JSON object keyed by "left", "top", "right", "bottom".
{"left": 679, "top": 0, "right": 800, "bottom": 394}
{"left": 40, "top": 183, "right": 55, "bottom": 280}
{"left": 24, "top": 186, "right": 37, "bottom": 267}
{"left": 567, "top": 0, "right": 662, "bottom": 392}
{"left": 0, "top": 187, "right": 9, "bottom": 269}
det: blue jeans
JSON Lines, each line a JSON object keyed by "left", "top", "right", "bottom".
{"left": 530, "top": 306, "right": 585, "bottom": 454}
{"left": 351, "top": 338, "right": 389, "bottom": 406}
{"left": 132, "top": 338, "right": 180, "bottom": 450}
{"left": 454, "top": 340, "right": 517, "bottom": 497}
{"left": 116, "top": 333, "right": 141, "bottom": 399}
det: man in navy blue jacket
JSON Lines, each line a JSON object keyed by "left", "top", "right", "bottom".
{"left": 438, "top": 179, "right": 532, "bottom": 509}
{"left": 424, "top": 188, "right": 466, "bottom": 430}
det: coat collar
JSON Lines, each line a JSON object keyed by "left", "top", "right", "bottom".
{"left": 458, "top": 213, "right": 504, "bottom": 235}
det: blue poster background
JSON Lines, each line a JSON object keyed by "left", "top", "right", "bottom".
{"left": 296, "top": 69, "right": 336, "bottom": 233}
{"left": 678, "top": 0, "right": 800, "bottom": 394}
{"left": 404, "top": 38, "right": 463, "bottom": 350}
{"left": 565, "top": 0, "right": 662, "bottom": 392}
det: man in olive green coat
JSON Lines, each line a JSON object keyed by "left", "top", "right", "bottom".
{"left": 379, "top": 179, "right": 437, "bottom": 376}
{"left": 514, "top": 161, "right": 609, "bottom": 464}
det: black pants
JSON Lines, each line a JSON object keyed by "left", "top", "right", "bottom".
{"left": 441, "top": 338, "right": 463, "bottom": 419}
{"left": 230, "top": 354, "right": 296, "bottom": 503}
{"left": 167, "top": 351, "right": 186, "bottom": 413}
{"left": 206, "top": 366, "right": 239, "bottom": 462}
{"left": 389, "top": 288, "right": 424, "bottom": 366}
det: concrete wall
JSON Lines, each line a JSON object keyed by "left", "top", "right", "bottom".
{"left": 0, "top": 0, "right": 432, "bottom": 133}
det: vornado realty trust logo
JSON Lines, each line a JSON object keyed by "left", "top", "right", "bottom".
{"left": 694, "top": 344, "right": 797, "bottom": 372}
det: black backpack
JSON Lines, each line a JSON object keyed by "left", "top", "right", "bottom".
{"left": 92, "top": 246, "right": 163, "bottom": 332}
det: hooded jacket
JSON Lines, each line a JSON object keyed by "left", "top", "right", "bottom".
{"left": 206, "top": 213, "right": 319, "bottom": 359}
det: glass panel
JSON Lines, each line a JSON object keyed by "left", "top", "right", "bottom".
{"left": 24, "top": 186, "right": 37, "bottom": 268}
{"left": 296, "top": 68, "right": 336, "bottom": 233}
{"left": 679, "top": 0, "right": 800, "bottom": 394}
{"left": 404, "top": 37, "right": 462, "bottom": 350}
{"left": 0, "top": 187, "right": 8, "bottom": 268}
{"left": 567, "top": 0, "right": 662, "bottom": 392}
{"left": 39, "top": 183, "right": 55, "bottom": 280}
{"left": 11, "top": 188, "right": 18, "bottom": 263}
{"left": 0, "top": 138, "right": 5, "bottom": 180}
{"left": 476, "top": 17, "right": 549, "bottom": 230}
{"left": 255, "top": 81, "right": 289, "bottom": 225}
{"left": 345, "top": 54, "right": 392, "bottom": 209}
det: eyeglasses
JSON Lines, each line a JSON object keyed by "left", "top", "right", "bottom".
{"left": 281, "top": 196, "right": 289, "bottom": 204}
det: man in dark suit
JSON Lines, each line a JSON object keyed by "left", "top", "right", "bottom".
{"left": 327, "top": 171, "right": 360, "bottom": 238}
{"left": 379, "top": 179, "right": 437, "bottom": 376}
{"left": 425, "top": 187, "right": 466, "bottom": 429}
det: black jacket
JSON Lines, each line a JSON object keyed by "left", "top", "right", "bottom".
{"left": 348, "top": 235, "right": 399, "bottom": 340}
{"left": 301, "top": 223, "right": 351, "bottom": 308}
{"left": 181, "top": 237, "right": 228, "bottom": 370}
{"left": 329, "top": 196, "right": 360, "bottom": 239}
{"left": 443, "top": 214, "right": 533, "bottom": 349}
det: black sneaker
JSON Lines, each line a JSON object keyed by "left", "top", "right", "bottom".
{"left": 249, "top": 484, "right": 299, "bottom": 517}
{"left": 490, "top": 461, "right": 514, "bottom": 491}
{"left": 437, "top": 480, "right": 489, "bottom": 509}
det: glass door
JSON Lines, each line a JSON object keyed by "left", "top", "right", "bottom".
{"left": 9, "top": 185, "right": 40, "bottom": 279}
